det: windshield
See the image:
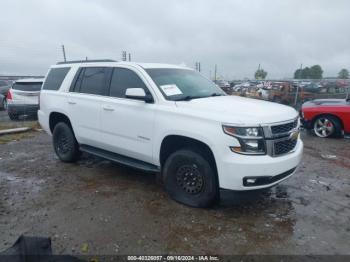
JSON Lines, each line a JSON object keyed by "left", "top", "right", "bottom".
{"left": 146, "top": 68, "right": 225, "bottom": 101}
{"left": 12, "top": 82, "right": 42, "bottom": 91}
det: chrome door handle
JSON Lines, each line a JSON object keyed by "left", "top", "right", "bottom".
{"left": 68, "top": 101, "right": 76, "bottom": 105}
{"left": 103, "top": 106, "right": 114, "bottom": 111}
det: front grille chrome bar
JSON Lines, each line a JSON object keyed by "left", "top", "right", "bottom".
{"left": 262, "top": 117, "right": 299, "bottom": 157}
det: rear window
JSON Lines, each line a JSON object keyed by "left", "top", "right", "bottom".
{"left": 42, "top": 67, "right": 71, "bottom": 90}
{"left": 12, "top": 82, "right": 42, "bottom": 91}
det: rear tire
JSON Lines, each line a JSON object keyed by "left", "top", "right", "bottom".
{"left": 53, "top": 122, "right": 80, "bottom": 162}
{"left": 163, "top": 149, "right": 219, "bottom": 207}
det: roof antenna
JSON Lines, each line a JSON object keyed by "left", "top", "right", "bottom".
{"left": 61, "top": 45, "right": 67, "bottom": 62}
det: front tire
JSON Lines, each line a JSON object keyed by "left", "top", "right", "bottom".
{"left": 313, "top": 115, "right": 342, "bottom": 138}
{"left": 52, "top": 122, "right": 80, "bottom": 162}
{"left": 163, "top": 149, "right": 219, "bottom": 207}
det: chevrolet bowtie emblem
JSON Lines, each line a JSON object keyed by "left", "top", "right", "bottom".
{"left": 289, "top": 129, "right": 300, "bottom": 140}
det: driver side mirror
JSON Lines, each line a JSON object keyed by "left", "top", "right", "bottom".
{"left": 125, "top": 88, "right": 153, "bottom": 103}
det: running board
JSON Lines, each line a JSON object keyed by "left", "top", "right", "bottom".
{"left": 80, "top": 144, "right": 160, "bottom": 173}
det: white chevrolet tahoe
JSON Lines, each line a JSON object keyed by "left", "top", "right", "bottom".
{"left": 38, "top": 60, "right": 303, "bottom": 207}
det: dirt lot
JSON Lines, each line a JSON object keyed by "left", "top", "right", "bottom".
{"left": 0, "top": 110, "right": 349, "bottom": 256}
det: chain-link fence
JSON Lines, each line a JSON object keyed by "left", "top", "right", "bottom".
{"left": 230, "top": 79, "right": 350, "bottom": 110}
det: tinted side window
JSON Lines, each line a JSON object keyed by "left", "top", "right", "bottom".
{"left": 42, "top": 67, "right": 70, "bottom": 90}
{"left": 79, "top": 67, "right": 107, "bottom": 95}
{"left": 70, "top": 68, "right": 84, "bottom": 92}
{"left": 109, "top": 68, "right": 149, "bottom": 98}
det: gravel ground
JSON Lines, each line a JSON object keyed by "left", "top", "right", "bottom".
{"left": 0, "top": 110, "right": 349, "bottom": 255}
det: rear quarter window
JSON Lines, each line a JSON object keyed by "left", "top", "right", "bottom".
{"left": 42, "top": 67, "right": 71, "bottom": 90}
{"left": 12, "top": 82, "right": 42, "bottom": 91}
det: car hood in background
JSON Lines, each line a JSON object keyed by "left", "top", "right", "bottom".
{"left": 175, "top": 95, "right": 298, "bottom": 125}
{"left": 302, "top": 99, "right": 349, "bottom": 107}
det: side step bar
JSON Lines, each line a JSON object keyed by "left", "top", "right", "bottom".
{"left": 80, "top": 144, "right": 160, "bottom": 173}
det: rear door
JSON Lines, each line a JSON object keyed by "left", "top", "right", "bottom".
{"left": 11, "top": 82, "right": 42, "bottom": 105}
{"left": 67, "top": 67, "right": 111, "bottom": 147}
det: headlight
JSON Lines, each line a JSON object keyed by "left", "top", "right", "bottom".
{"left": 223, "top": 126, "right": 263, "bottom": 138}
{"left": 223, "top": 125, "right": 266, "bottom": 155}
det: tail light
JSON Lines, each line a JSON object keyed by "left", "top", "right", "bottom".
{"left": 6, "top": 90, "right": 12, "bottom": 100}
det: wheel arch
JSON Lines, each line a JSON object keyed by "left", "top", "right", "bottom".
{"left": 159, "top": 135, "right": 218, "bottom": 177}
{"left": 49, "top": 112, "right": 74, "bottom": 133}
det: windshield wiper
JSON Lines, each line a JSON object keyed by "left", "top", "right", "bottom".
{"left": 173, "top": 93, "right": 224, "bottom": 101}
{"left": 210, "top": 93, "right": 225, "bottom": 97}
{"left": 173, "top": 95, "right": 204, "bottom": 101}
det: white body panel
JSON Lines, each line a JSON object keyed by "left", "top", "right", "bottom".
{"left": 38, "top": 61, "right": 303, "bottom": 191}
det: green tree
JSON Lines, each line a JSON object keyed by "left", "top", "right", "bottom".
{"left": 255, "top": 69, "right": 267, "bottom": 80}
{"left": 294, "top": 69, "right": 302, "bottom": 79}
{"left": 301, "top": 67, "right": 311, "bottom": 79}
{"left": 309, "top": 65, "right": 323, "bottom": 79}
{"left": 293, "top": 65, "right": 323, "bottom": 79}
{"left": 338, "top": 68, "right": 349, "bottom": 79}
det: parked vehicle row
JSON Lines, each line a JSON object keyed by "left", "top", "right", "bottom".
{"left": 230, "top": 79, "right": 350, "bottom": 107}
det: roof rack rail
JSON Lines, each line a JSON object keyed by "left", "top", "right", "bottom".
{"left": 56, "top": 59, "right": 117, "bottom": 65}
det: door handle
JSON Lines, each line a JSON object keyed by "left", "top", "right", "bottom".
{"left": 68, "top": 101, "right": 76, "bottom": 105}
{"left": 103, "top": 106, "right": 114, "bottom": 111}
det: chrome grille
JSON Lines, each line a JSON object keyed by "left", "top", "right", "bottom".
{"left": 263, "top": 118, "right": 299, "bottom": 157}
{"left": 271, "top": 119, "right": 298, "bottom": 134}
{"left": 274, "top": 139, "right": 297, "bottom": 156}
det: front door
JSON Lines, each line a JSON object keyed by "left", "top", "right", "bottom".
{"left": 100, "top": 67, "right": 156, "bottom": 164}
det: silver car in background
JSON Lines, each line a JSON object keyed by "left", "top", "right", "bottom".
{"left": 6, "top": 78, "right": 44, "bottom": 120}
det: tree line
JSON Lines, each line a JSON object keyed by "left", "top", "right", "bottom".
{"left": 253, "top": 65, "right": 349, "bottom": 80}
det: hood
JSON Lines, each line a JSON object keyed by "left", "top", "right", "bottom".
{"left": 303, "top": 99, "right": 348, "bottom": 107}
{"left": 175, "top": 96, "right": 298, "bottom": 125}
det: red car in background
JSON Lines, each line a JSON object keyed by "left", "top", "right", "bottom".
{"left": 301, "top": 98, "right": 350, "bottom": 138}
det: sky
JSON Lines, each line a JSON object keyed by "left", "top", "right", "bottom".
{"left": 0, "top": 0, "right": 349, "bottom": 79}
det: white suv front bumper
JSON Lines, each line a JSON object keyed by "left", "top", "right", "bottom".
{"left": 217, "top": 138, "right": 303, "bottom": 191}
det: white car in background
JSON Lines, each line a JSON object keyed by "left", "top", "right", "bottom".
{"left": 6, "top": 78, "right": 44, "bottom": 120}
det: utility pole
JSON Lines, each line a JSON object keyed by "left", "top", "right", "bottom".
{"left": 61, "top": 45, "right": 66, "bottom": 62}
{"left": 214, "top": 64, "right": 217, "bottom": 82}
{"left": 122, "top": 51, "right": 127, "bottom": 61}
{"left": 195, "top": 62, "right": 201, "bottom": 72}
{"left": 294, "top": 63, "right": 303, "bottom": 106}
